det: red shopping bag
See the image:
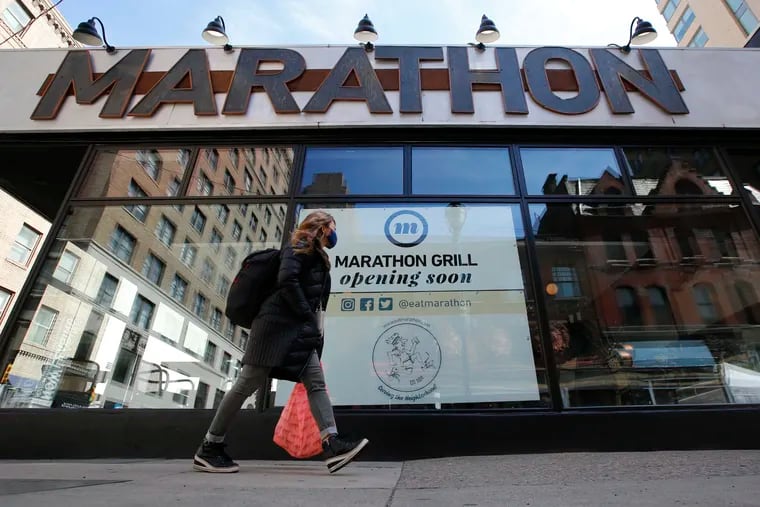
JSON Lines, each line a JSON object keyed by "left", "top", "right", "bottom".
{"left": 273, "top": 383, "right": 323, "bottom": 458}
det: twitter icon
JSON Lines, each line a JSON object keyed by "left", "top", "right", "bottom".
{"left": 378, "top": 297, "right": 393, "bottom": 311}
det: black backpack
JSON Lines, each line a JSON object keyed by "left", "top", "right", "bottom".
{"left": 225, "top": 248, "right": 281, "bottom": 328}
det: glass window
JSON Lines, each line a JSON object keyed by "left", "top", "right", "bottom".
{"left": 258, "top": 229, "right": 268, "bottom": 243}
{"left": 239, "top": 203, "right": 248, "bottom": 216}
{"left": 213, "top": 388, "right": 225, "bottom": 409}
{"left": 180, "top": 240, "right": 197, "bottom": 268}
{"left": 211, "top": 308, "right": 223, "bottom": 332}
{"left": 223, "top": 170, "right": 236, "bottom": 194}
{"left": 724, "top": 148, "right": 760, "bottom": 205}
{"left": 189, "top": 146, "right": 294, "bottom": 197}
{"left": 109, "top": 226, "right": 137, "bottom": 263}
{"left": 78, "top": 148, "right": 191, "bottom": 199}
{"left": 663, "top": 0, "right": 679, "bottom": 22}
{"left": 229, "top": 148, "right": 240, "bottom": 169}
{"left": 53, "top": 250, "right": 80, "bottom": 284}
{"left": 200, "top": 258, "right": 215, "bottom": 285}
{"left": 647, "top": 286, "right": 675, "bottom": 325}
{"left": 249, "top": 213, "right": 258, "bottom": 230}
{"left": 726, "top": 0, "right": 759, "bottom": 35}
{"left": 125, "top": 179, "right": 149, "bottom": 222}
{"left": 190, "top": 207, "right": 207, "bottom": 234}
{"left": 603, "top": 232, "right": 628, "bottom": 262}
{"left": 624, "top": 147, "right": 730, "bottom": 196}
{"left": 231, "top": 221, "right": 242, "bottom": 241}
{"left": 141, "top": 252, "right": 166, "bottom": 285}
{"left": 264, "top": 208, "right": 272, "bottom": 225}
{"left": 239, "top": 330, "right": 249, "bottom": 350}
{"left": 275, "top": 227, "right": 282, "bottom": 242}
{"left": 170, "top": 274, "right": 188, "bottom": 303}
{"left": 136, "top": 149, "right": 162, "bottom": 181}
{"left": 551, "top": 266, "right": 582, "bottom": 298}
{"left": 8, "top": 224, "right": 41, "bottom": 265}
{"left": 688, "top": 27, "right": 709, "bottom": 47}
{"left": 28, "top": 306, "right": 57, "bottom": 346}
{"left": 714, "top": 229, "right": 739, "bottom": 259}
{"left": 221, "top": 352, "right": 232, "bottom": 375}
{"left": 301, "top": 147, "right": 403, "bottom": 195}
{"left": 210, "top": 229, "right": 222, "bottom": 252}
{"left": 154, "top": 216, "right": 176, "bottom": 246}
{"left": 193, "top": 293, "right": 208, "bottom": 319}
{"left": 204, "top": 341, "right": 218, "bottom": 366}
{"left": 616, "top": 287, "right": 642, "bottom": 326}
{"left": 734, "top": 282, "right": 760, "bottom": 325}
{"left": 217, "top": 276, "right": 230, "bottom": 298}
{"left": 96, "top": 273, "right": 119, "bottom": 307}
{"left": 196, "top": 172, "right": 213, "bottom": 196}
{"left": 2, "top": 1, "right": 30, "bottom": 31}
{"left": 194, "top": 382, "right": 209, "bottom": 409}
{"left": 532, "top": 202, "right": 760, "bottom": 407}
{"left": 693, "top": 284, "right": 719, "bottom": 324}
{"left": 519, "top": 148, "right": 625, "bottom": 196}
{"left": 0, "top": 204, "right": 283, "bottom": 410}
{"left": 285, "top": 202, "right": 551, "bottom": 410}
{"left": 130, "top": 295, "right": 155, "bottom": 329}
{"left": 0, "top": 287, "right": 12, "bottom": 316}
{"left": 224, "top": 247, "right": 237, "bottom": 270}
{"left": 215, "top": 205, "right": 229, "bottom": 225}
{"left": 205, "top": 149, "right": 219, "bottom": 171}
{"left": 674, "top": 7, "right": 696, "bottom": 41}
{"left": 412, "top": 147, "right": 515, "bottom": 195}
{"left": 177, "top": 149, "right": 191, "bottom": 172}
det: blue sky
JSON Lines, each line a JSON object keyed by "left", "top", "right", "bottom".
{"left": 58, "top": 0, "right": 676, "bottom": 48}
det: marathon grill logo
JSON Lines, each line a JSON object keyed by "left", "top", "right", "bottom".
{"left": 31, "top": 46, "right": 688, "bottom": 120}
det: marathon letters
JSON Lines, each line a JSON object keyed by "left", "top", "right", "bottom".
{"left": 31, "top": 46, "right": 688, "bottom": 120}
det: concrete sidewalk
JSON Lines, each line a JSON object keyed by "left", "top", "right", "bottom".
{"left": 0, "top": 450, "right": 759, "bottom": 506}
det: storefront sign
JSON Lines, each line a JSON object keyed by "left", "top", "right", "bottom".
{"left": 276, "top": 206, "right": 540, "bottom": 406}
{"left": 31, "top": 46, "right": 687, "bottom": 120}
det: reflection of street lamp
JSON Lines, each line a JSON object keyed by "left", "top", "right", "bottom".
{"left": 445, "top": 203, "right": 468, "bottom": 242}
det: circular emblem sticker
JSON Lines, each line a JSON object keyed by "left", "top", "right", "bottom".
{"left": 372, "top": 323, "right": 442, "bottom": 392}
{"left": 384, "top": 210, "right": 428, "bottom": 248}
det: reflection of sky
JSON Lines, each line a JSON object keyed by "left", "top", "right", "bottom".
{"left": 301, "top": 148, "right": 403, "bottom": 194}
{"left": 520, "top": 148, "right": 621, "bottom": 195}
{"left": 412, "top": 148, "right": 514, "bottom": 195}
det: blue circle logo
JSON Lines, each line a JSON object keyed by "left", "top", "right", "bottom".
{"left": 384, "top": 210, "right": 428, "bottom": 248}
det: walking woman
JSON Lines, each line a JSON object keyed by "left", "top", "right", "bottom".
{"left": 193, "top": 210, "right": 368, "bottom": 474}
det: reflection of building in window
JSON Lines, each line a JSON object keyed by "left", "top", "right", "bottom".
{"left": 603, "top": 232, "right": 627, "bottom": 262}
{"left": 204, "top": 341, "right": 217, "bottom": 366}
{"left": 194, "top": 382, "right": 209, "bottom": 408}
{"left": 616, "top": 287, "right": 642, "bottom": 326}
{"left": 141, "top": 253, "right": 165, "bottom": 285}
{"left": 196, "top": 172, "right": 213, "bottom": 196}
{"left": 190, "top": 207, "right": 207, "bottom": 234}
{"left": 53, "top": 251, "right": 80, "bottom": 284}
{"left": 136, "top": 150, "right": 162, "bottom": 181}
{"left": 213, "top": 388, "right": 225, "bottom": 409}
{"left": 109, "top": 226, "right": 136, "bottom": 263}
{"left": 693, "top": 283, "right": 719, "bottom": 324}
{"left": 735, "top": 282, "right": 760, "bottom": 325}
{"left": 674, "top": 227, "right": 699, "bottom": 259}
{"left": 205, "top": 149, "right": 219, "bottom": 171}
{"left": 193, "top": 293, "right": 208, "bottom": 319}
{"left": 170, "top": 274, "right": 188, "bottom": 303}
{"left": 303, "top": 172, "right": 349, "bottom": 195}
{"left": 713, "top": 229, "right": 739, "bottom": 259}
{"left": 96, "top": 273, "right": 119, "bottom": 306}
{"left": 27, "top": 306, "right": 57, "bottom": 346}
{"left": 0, "top": 288, "right": 12, "bottom": 316}
{"left": 8, "top": 224, "right": 41, "bottom": 265}
{"left": 551, "top": 266, "right": 582, "bottom": 298}
{"left": 647, "top": 286, "right": 675, "bottom": 325}
{"left": 130, "top": 295, "right": 155, "bottom": 329}
{"left": 154, "top": 216, "right": 176, "bottom": 246}
{"left": 180, "top": 240, "right": 197, "bottom": 268}
{"left": 211, "top": 308, "right": 223, "bottom": 332}
{"left": 632, "top": 230, "right": 654, "bottom": 262}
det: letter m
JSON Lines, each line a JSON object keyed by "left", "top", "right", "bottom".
{"left": 394, "top": 222, "right": 418, "bottom": 235}
{"left": 32, "top": 49, "right": 151, "bottom": 120}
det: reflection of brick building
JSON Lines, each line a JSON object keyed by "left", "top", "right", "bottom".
{"left": 537, "top": 168, "right": 760, "bottom": 406}
{"left": 1, "top": 147, "right": 292, "bottom": 409}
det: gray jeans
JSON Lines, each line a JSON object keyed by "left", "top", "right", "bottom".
{"left": 205, "top": 350, "right": 337, "bottom": 442}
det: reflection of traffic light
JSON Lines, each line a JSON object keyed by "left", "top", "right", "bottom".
{"left": 1, "top": 363, "right": 12, "bottom": 384}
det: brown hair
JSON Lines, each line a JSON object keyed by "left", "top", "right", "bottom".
{"left": 291, "top": 210, "right": 335, "bottom": 265}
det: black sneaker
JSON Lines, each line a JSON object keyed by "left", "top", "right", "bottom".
{"left": 193, "top": 441, "right": 239, "bottom": 473}
{"left": 322, "top": 435, "right": 369, "bottom": 473}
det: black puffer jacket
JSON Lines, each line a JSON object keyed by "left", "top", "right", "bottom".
{"left": 243, "top": 243, "right": 330, "bottom": 381}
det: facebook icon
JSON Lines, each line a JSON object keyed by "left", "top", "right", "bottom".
{"left": 360, "top": 298, "right": 375, "bottom": 311}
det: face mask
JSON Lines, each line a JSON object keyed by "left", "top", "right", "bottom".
{"left": 325, "top": 230, "right": 338, "bottom": 249}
